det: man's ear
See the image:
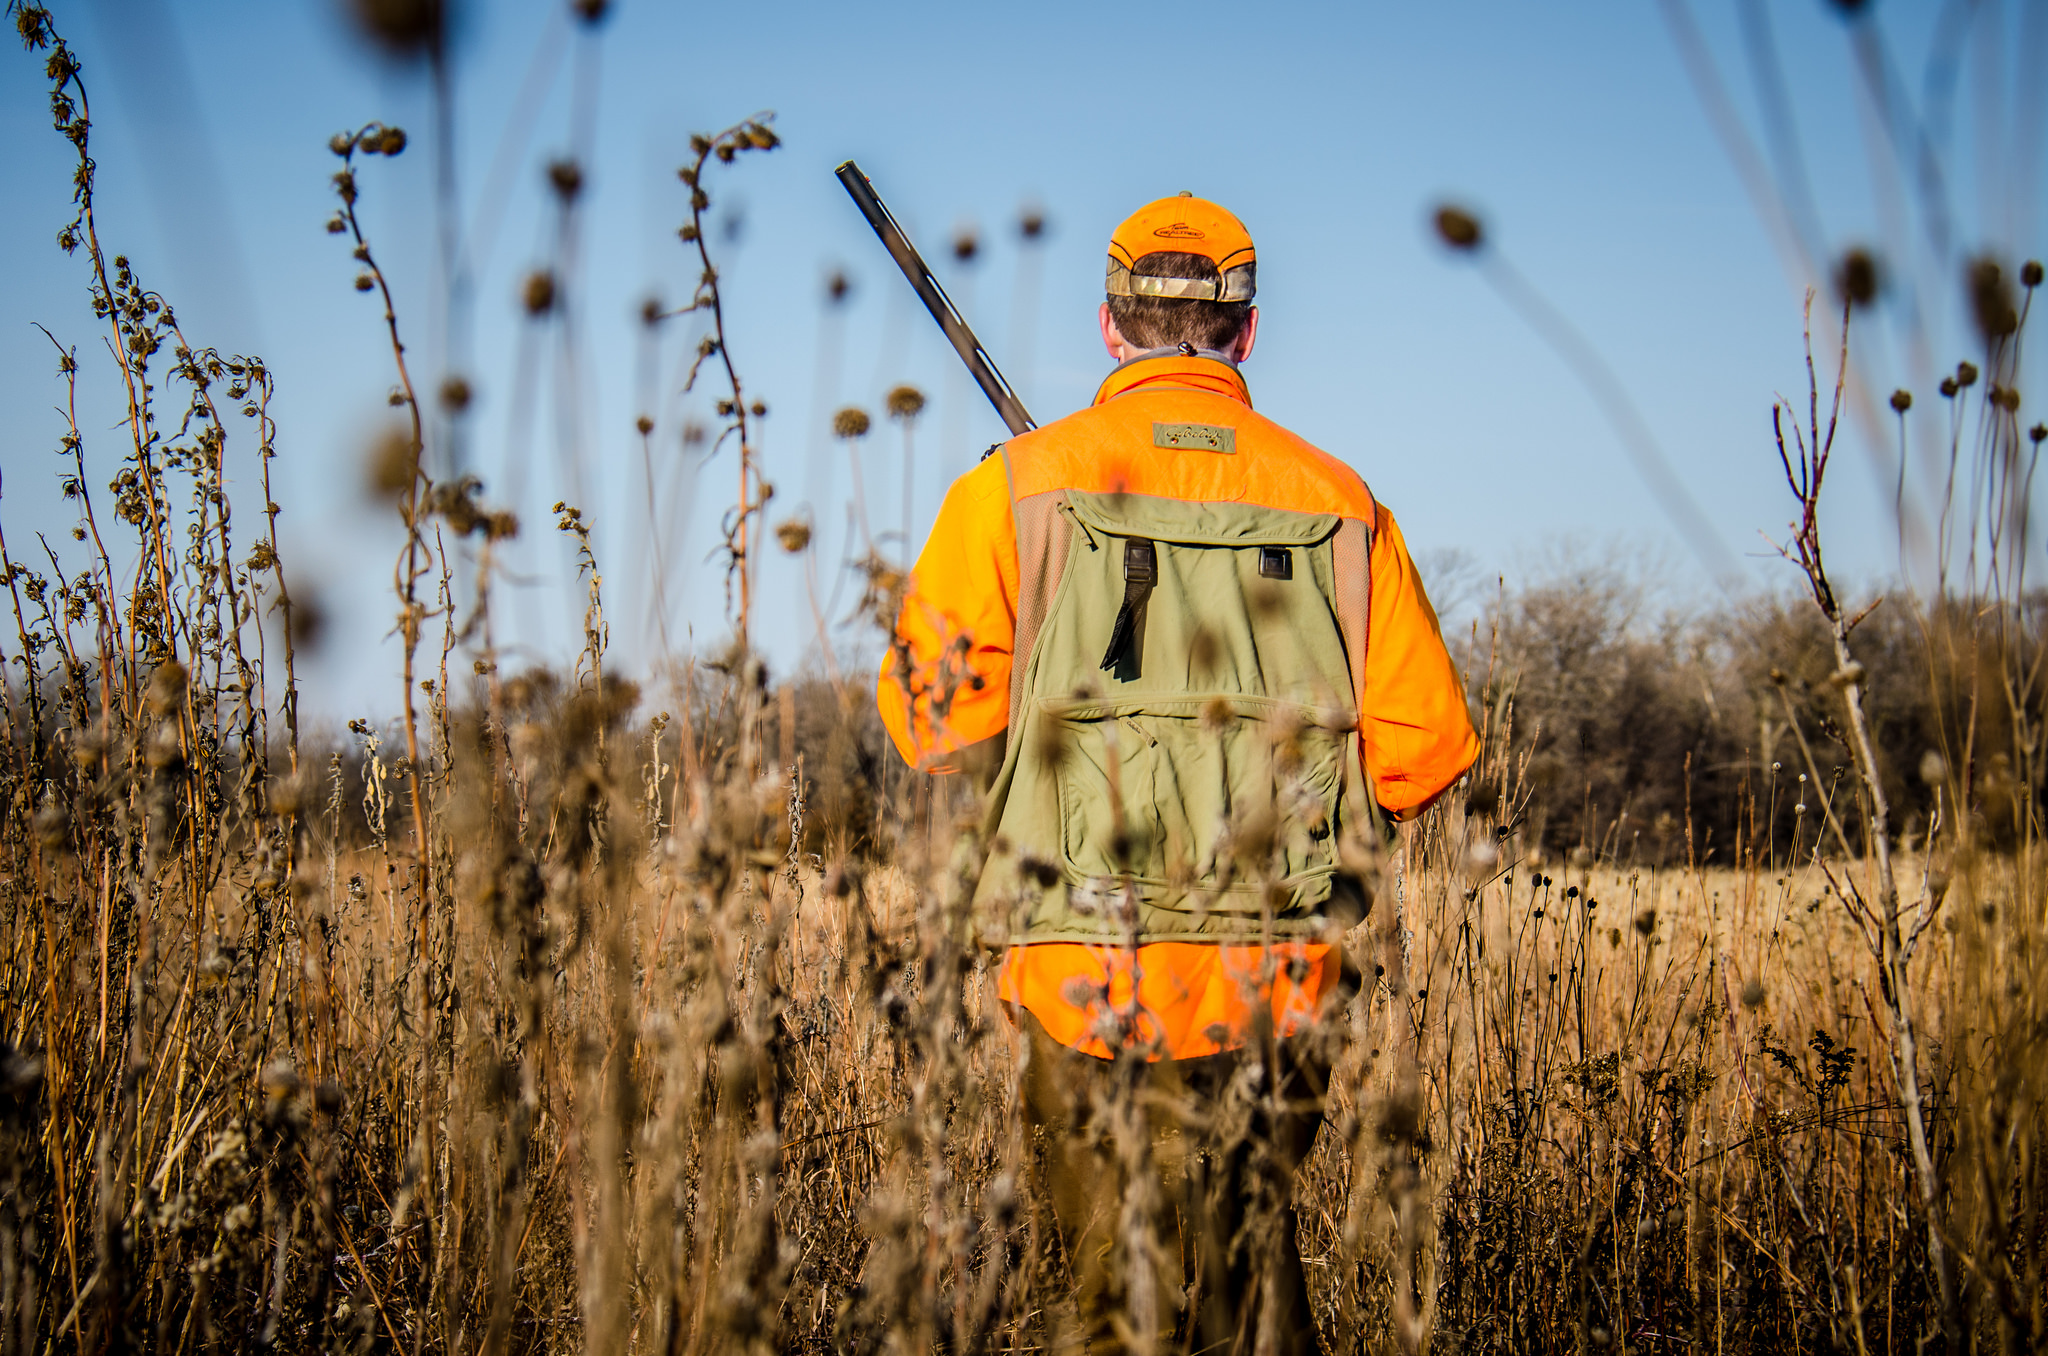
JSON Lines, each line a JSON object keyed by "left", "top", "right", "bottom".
{"left": 1231, "top": 306, "right": 1260, "bottom": 362}
{"left": 1099, "top": 301, "right": 1129, "bottom": 360}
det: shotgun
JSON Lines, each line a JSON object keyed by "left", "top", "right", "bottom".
{"left": 834, "top": 160, "right": 1036, "bottom": 436}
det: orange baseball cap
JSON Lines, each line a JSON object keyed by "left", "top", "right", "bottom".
{"left": 1107, "top": 191, "right": 1256, "bottom": 303}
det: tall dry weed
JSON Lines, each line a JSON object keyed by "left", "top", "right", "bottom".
{"left": 2, "top": 6, "right": 2044, "bottom": 1354}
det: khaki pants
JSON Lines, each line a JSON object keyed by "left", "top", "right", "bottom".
{"left": 1015, "top": 1007, "right": 1328, "bottom": 1356}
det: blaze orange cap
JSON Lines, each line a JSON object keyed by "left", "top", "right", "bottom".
{"left": 1107, "top": 191, "right": 1256, "bottom": 304}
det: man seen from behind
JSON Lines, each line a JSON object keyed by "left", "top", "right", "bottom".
{"left": 878, "top": 192, "right": 1479, "bottom": 1355}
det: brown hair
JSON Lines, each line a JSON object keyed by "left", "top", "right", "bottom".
{"left": 1106, "top": 251, "right": 1252, "bottom": 351}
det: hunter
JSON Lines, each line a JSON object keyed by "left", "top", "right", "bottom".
{"left": 877, "top": 192, "right": 1478, "bottom": 1354}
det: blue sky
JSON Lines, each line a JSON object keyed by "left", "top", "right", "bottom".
{"left": 1, "top": 0, "right": 2041, "bottom": 724}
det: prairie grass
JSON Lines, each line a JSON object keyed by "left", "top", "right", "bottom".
{"left": 3, "top": 5, "right": 2045, "bottom": 1353}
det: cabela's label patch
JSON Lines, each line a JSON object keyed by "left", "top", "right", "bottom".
{"left": 1152, "top": 422, "right": 1236, "bottom": 454}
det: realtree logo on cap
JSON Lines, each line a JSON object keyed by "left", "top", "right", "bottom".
{"left": 1152, "top": 222, "right": 1206, "bottom": 240}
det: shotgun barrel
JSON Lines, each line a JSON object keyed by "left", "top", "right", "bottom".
{"left": 834, "top": 160, "right": 1036, "bottom": 437}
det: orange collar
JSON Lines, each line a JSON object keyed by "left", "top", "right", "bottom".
{"left": 1092, "top": 353, "right": 1253, "bottom": 408}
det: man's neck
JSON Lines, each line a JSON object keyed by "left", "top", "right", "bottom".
{"left": 1109, "top": 342, "right": 1241, "bottom": 369}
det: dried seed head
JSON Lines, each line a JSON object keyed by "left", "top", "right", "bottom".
{"left": 34, "top": 800, "right": 68, "bottom": 850}
{"left": 1433, "top": 204, "right": 1484, "bottom": 251}
{"left": 348, "top": 0, "right": 443, "bottom": 54}
{"left": 1833, "top": 247, "right": 1881, "bottom": 307}
{"left": 832, "top": 406, "right": 871, "bottom": 439}
{"left": 1740, "top": 978, "right": 1766, "bottom": 1008}
{"left": 1230, "top": 808, "right": 1278, "bottom": 867}
{"left": 885, "top": 385, "right": 925, "bottom": 420}
{"left": 1890, "top": 388, "right": 1911, "bottom": 413}
{"left": 547, "top": 158, "right": 583, "bottom": 201}
{"left": 1633, "top": 908, "right": 1658, "bottom": 936}
{"left": 572, "top": 0, "right": 609, "bottom": 23}
{"left": 523, "top": 270, "right": 557, "bottom": 315}
{"left": 2026, "top": 260, "right": 2045, "bottom": 288}
{"left": 951, "top": 226, "right": 980, "bottom": 263}
{"left": 1969, "top": 256, "right": 2019, "bottom": 341}
{"left": 826, "top": 270, "right": 851, "bottom": 305}
{"left": 1019, "top": 205, "right": 1047, "bottom": 240}
{"left": 146, "top": 661, "right": 187, "bottom": 714}
{"left": 1032, "top": 713, "right": 1070, "bottom": 770}
{"left": 438, "top": 373, "right": 472, "bottom": 412}
{"left": 289, "top": 584, "right": 328, "bottom": 649}
{"left": 265, "top": 773, "right": 304, "bottom": 817}
{"left": 261, "top": 1059, "right": 302, "bottom": 1099}
{"left": 1019, "top": 854, "right": 1061, "bottom": 888}
{"left": 365, "top": 428, "right": 416, "bottom": 498}
{"left": 775, "top": 518, "right": 811, "bottom": 553}
{"left": 635, "top": 414, "right": 654, "bottom": 435}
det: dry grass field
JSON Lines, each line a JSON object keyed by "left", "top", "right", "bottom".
{"left": 4, "top": 4, "right": 2046, "bottom": 1352}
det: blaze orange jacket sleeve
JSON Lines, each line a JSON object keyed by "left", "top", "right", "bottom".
{"left": 877, "top": 455, "right": 1017, "bottom": 768}
{"left": 1361, "top": 505, "right": 1480, "bottom": 817}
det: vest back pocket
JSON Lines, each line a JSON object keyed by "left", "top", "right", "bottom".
{"left": 1040, "top": 693, "right": 1344, "bottom": 908}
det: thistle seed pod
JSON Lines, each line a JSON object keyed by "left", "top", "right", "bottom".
{"left": 1433, "top": 205, "right": 1484, "bottom": 251}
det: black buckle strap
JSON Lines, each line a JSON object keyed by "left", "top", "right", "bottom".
{"left": 1099, "top": 538, "right": 1156, "bottom": 672}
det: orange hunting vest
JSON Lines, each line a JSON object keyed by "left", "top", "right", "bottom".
{"left": 879, "top": 352, "right": 1478, "bottom": 1060}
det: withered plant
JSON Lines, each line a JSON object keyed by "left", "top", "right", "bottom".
{"left": 0, "top": 6, "right": 2044, "bottom": 1356}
